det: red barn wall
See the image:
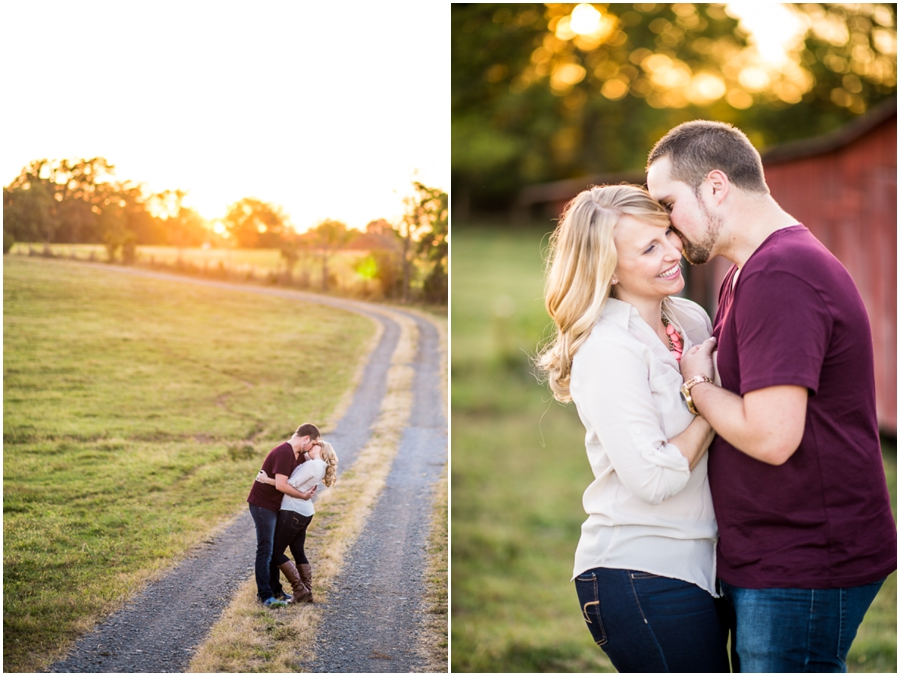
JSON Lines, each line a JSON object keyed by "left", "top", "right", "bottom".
{"left": 764, "top": 118, "right": 896, "bottom": 433}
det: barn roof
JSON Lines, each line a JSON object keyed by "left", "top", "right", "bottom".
{"left": 761, "top": 96, "right": 897, "bottom": 165}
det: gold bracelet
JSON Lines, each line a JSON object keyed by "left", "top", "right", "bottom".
{"left": 680, "top": 375, "right": 714, "bottom": 415}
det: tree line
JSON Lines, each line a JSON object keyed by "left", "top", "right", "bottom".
{"left": 3, "top": 158, "right": 447, "bottom": 304}
{"left": 453, "top": 3, "right": 896, "bottom": 213}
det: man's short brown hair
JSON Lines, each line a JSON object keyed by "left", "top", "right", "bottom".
{"left": 294, "top": 422, "right": 320, "bottom": 439}
{"left": 647, "top": 120, "right": 769, "bottom": 195}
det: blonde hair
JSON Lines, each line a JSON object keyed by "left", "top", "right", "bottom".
{"left": 319, "top": 441, "right": 338, "bottom": 487}
{"left": 536, "top": 184, "right": 670, "bottom": 402}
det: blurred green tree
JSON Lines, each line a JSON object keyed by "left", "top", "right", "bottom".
{"left": 223, "top": 197, "right": 291, "bottom": 248}
{"left": 359, "top": 218, "right": 404, "bottom": 299}
{"left": 452, "top": 3, "right": 897, "bottom": 213}
{"left": 400, "top": 181, "right": 449, "bottom": 303}
{"left": 415, "top": 184, "right": 449, "bottom": 304}
{"left": 2, "top": 157, "right": 220, "bottom": 254}
{"left": 4, "top": 158, "right": 116, "bottom": 243}
{"left": 3, "top": 181, "right": 59, "bottom": 244}
{"left": 310, "top": 218, "right": 355, "bottom": 292}
{"left": 147, "top": 189, "right": 211, "bottom": 248}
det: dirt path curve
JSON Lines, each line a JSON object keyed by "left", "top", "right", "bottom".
{"left": 48, "top": 268, "right": 443, "bottom": 673}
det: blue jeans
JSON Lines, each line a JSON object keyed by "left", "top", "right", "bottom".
{"left": 249, "top": 504, "right": 286, "bottom": 601}
{"left": 719, "top": 579, "right": 886, "bottom": 673}
{"left": 574, "top": 567, "right": 730, "bottom": 673}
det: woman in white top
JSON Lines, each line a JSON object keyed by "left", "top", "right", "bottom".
{"left": 258, "top": 440, "right": 338, "bottom": 604}
{"left": 536, "top": 184, "right": 728, "bottom": 672}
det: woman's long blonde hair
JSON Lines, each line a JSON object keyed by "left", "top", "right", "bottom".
{"left": 319, "top": 441, "right": 339, "bottom": 487}
{"left": 536, "top": 184, "right": 670, "bottom": 402}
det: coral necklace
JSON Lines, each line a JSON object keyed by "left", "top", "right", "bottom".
{"left": 661, "top": 311, "right": 684, "bottom": 362}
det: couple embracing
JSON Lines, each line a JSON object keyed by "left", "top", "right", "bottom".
{"left": 246, "top": 422, "right": 339, "bottom": 608}
{"left": 538, "top": 121, "right": 896, "bottom": 672}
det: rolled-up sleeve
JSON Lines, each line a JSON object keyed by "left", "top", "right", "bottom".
{"left": 572, "top": 333, "right": 690, "bottom": 505}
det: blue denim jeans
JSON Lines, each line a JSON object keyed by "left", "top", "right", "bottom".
{"left": 719, "top": 579, "right": 885, "bottom": 673}
{"left": 574, "top": 567, "right": 730, "bottom": 673}
{"left": 249, "top": 504, "right": 285, "bottom": 601}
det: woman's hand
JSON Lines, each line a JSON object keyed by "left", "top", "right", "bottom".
{"left": 256, "top": 469, "right": 276, "bottom": 485}
{"left": 681, "top": 337, "right": 717, "bottom": 383}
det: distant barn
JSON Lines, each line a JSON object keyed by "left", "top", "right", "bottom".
{"left": 515, "top": 98, "right": 897, "bottom": 433}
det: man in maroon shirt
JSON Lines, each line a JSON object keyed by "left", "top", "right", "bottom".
{"left": 646, "top": 120, "right": 896, "bottom": 672}
{"left": 248, "top": 422, "right": 321, "bottom": 607}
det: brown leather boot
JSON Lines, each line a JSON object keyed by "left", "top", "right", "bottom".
{"left": 298, "top": 563, "right": 314, "bottom": 603}
{"left": 278, "top": 560, "right": 310, "bottom": 604}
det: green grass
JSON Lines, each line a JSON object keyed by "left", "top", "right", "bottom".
{"left": 3, "top": 256, "right": 374, "bottom": 672}
{"left": 450, "top": 224, "right": 897, "bottom": 673}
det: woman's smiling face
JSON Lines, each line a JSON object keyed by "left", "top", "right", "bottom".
{"left": 612, "top": 214, "right": 685, "bottom": 305}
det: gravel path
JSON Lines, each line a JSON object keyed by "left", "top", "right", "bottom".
{"left": 47, "top": 269, "right": 444, "bottom": 673}
{"left": 302, "top": 310, "right": 447, "bottom": 673}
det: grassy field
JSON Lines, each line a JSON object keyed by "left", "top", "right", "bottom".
{"left": 450, "top": 224, "right": 897, "bottom": 673}
{"left": 3, "top": 256, "right": 375, "bottom": 672}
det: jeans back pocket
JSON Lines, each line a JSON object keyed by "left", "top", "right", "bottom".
{"left": 574, "top": 572, "right": 608, "bottom": 647}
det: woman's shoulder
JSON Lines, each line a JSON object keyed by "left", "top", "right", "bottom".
{"left": 574, "top": 316, "right": 647, "bottom": 371}
{"left": 582, "top": 316, "right": 637, "bottom": 348}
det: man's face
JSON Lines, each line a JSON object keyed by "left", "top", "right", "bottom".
{"left": 647, "top": 156, "right": 722, "bottom": 265}
{"left": 297, "top": 435, "right": 315, "bottom": 452}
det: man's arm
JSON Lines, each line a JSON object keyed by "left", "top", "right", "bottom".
{"left": 682, "top": 338, "right": 807, "bottom": 465}
{"left": 275, "top": 473, "right": 317, "bottom": 500}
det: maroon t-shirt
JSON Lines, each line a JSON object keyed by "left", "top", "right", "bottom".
{"left": 247, "top": 442, "right": 305, "bottom": 512}
{"left": 709, "top": 225, "right": 897, "bottom": 589}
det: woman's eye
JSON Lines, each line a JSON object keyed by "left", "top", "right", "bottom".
{"left": 644, "top": 244, "right": 655, "bottom": 254}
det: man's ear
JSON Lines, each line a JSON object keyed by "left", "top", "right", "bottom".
{"left": 706, "top": 170, "right": 728, "bottom": 203}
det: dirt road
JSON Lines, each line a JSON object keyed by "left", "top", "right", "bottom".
{"left": 302, "top": 310, "right": 446, "bottom": 672}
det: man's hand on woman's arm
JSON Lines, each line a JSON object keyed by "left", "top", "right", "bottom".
{"left": 275, "top": 474, "right": 318, "bottom": 500}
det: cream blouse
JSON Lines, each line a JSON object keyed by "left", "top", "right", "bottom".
{"left": 281, "top": 458, "right": 326, "bottom": 517}
{"left": 569, "top": 296, "right": 718, "bottom": 596}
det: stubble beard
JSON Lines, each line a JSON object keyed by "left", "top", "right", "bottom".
{"left": 680, "top": 204, "right": 723, "bottom": 265}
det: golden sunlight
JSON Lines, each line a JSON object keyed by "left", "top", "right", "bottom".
{"left": 725, "top": 2, "right": 807, "bottom": 66}
{"left": 556, "top": 3, "right": 617, "bottom": 50}
{"left": 570, "top": 3, "right": 602, "bottom": 35}
{"left": 687, "top": 72, "right": 726, "bottom": 105}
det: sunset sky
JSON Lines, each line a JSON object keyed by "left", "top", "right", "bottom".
{"left": 2, "top": 2, "right": 449, "bottom": 233}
